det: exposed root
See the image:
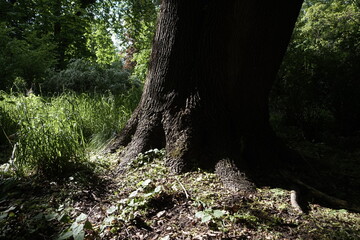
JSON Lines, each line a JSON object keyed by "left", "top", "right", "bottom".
{"left": 114, "top": 112, "right": 165, "bottom": 174}
{"left": 290, "top": 189, "right": 310, "bottom": 214}
{"left": 215, "top": 158, "right": 255, "bottom": 192}
{"left": 279, "top": 171, "right": 360, "bottom": 213}
{"left": 294, "top": 178, "right": 360, "bottom": 213}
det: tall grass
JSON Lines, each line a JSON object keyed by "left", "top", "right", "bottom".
{"left": 0, "top": 89, "right": 140, "bottom": 178}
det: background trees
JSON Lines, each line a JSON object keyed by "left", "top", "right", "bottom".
{"left": 272, "top": 0, "right": 360, "bottom": 139}
{"left": 0, "top": 0, "right": 158, "bottom": 92}
{"left": 1, "top": 0, "right": 358, "bottom": 147}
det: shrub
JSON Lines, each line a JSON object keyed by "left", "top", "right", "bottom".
{"left": 41, "top": 59, "right": 140, "bottom": 95}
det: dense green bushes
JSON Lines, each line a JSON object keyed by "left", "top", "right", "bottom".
{"left": 271, "top": 0, "right": 360, "bottom": 140}
{"left": 40, "top": 59, "right": 141, "bottom": 95}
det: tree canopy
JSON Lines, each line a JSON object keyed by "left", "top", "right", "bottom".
{"left": 0, "top": 0, "right": 158, "bottom": 90}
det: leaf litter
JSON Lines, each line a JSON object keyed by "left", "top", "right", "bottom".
{"left": 0, "top": 149, "right": 360, "bottom": 239}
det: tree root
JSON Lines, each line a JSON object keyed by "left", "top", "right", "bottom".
{"left": 215, "top": 159, "right": 256, "bottom": 193}
{"left": 280, "top": 171, "right": 360, "bottom": 213}
{"left": 292, "top": 178, "right": 360, "bottom": 213}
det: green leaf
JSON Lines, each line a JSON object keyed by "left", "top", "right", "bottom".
{"left": 144, "top": 192, "right": 154, "bottom": 198}
{"left": 4, "top": 206, "right": 16, "bottom": 213}
{"left": 338, "top": 209, "right": 347, "bottom": 214}
{"left": 84, "top": 220, "right": 93, "bottom": 230}
{"left": 129, "top": 190, "right": 139, "bottom": 198}
{"left": 33, "top": 213, "right": 44, "bottom": 220}
{"left": 141, "top": 179, "right": 152, "bottom": 188}
{"left": 195, "top": 211, "right": 212, "bottom": 223}
{"left": 0, "top": 212, "right": 8, "bottom": 220}
{"left": 104, "top": 216, "right": 115, "bottom": 224}
{"left": 106, "top": 205, "right": 117, "bottom": 214}
{"left": 201, "top": 213, "right": 212, "bottom": 223}
{"left": 57, "top": 230, "right": 73, "bottom": 240}
{"left": 74, "top": 230, "right": 85, "bottom": 240}
{"left": 154, "top": 185, "right": 162, "bottom": 193}
{"left": 45, "top": 212, "right": 58, "bottom": 221}
{"left": 195, "top": 211, "right": 205, "bottom": 219}
{"left": 72, "top": 223, "right": 84, "bottom": 237}
{"left": 76, "top": 213, "right": 87, "bottom": 222}
{"left": 212, "top": 210, "right": 227, "bottom": 218}
{"left": 58, "top": 213, "right": 71, "bottom": 223}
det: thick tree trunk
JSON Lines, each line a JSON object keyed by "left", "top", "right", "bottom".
{"left": 110, "top": 0, "right": 304, "bottom": 190}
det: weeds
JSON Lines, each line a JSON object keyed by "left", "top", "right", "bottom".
{"left": 0, "top": 89, "right": 139, "bottom": 178}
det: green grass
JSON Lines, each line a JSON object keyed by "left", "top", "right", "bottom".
{"left": 0, "top": 89, "right": 140, "bottom": 178}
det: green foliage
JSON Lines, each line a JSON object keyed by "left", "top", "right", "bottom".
{"left": 57, "top": 213, "right": 92, "bottom": 240}
{"left": 0, "top": 92, "right": 87, "bottom": 177}
{"left": 0, "top": 23, "right": 56, "bottom": 90}
{"left": 0, "top": 0, "right": 159, "bottom": 91}
{"left": 0, "top": 104, "right": 17, "bottom": 147}
{"left": 131, "top": 148, "right": 165, "bottom": 168}
{"left": 0, "top": 90, "right": 138, "bottom": 178}
{"left": 1, "top": 146, "right": 360, "bottom": 239}
{"left": 131, "top": 48, "right": 152, "bottom": 82}
{"left": 117, "top": 179, "right": 163, "bottom": 222}
{"left": 41, "top": 59, "right": 140, "bottom": 95}
{"left": 118, "top": 0, "right": 159, "bottom": 51}
{"left": 195, "top": 208, "right": 227, "bottom": 224}
{"left": 0, "top": 0, "right": 97, "bottom": 69}
{"left": 272, "top": 0, "right": 360, "bottom": 138}
{"left": 64, "top": 90, "right": 140, "bottom": 149}
{"left": 112, "top": 0, "right": 159, "bottom": 82}
{"left": 85, "top": 23, "right": 118, "bottom": 65}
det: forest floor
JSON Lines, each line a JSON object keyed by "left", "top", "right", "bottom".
{"left": 1, "top": 131, "right": 360, "bottom": 240}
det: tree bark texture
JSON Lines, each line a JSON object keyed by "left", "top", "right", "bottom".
{"left": 110, "top": 0, "right": 304, "bottom": 190}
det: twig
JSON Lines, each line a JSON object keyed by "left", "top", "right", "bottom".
{"left": 175, "top": 177, "right": 190, "bottom": 199}
{"left": 9, "top": 142, "right": 18, "bottom": 171}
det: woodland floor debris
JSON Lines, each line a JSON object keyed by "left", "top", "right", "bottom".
{"left": 1, "top": 145, "right": 360, "bottom": 240}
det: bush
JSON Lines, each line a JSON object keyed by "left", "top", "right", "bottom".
{"left": 41, "top": 59, "right": 141, "bottom": 95}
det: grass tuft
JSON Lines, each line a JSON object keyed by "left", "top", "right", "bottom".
{"left": 0, "top": 89, "right": 140, "bottom": 178}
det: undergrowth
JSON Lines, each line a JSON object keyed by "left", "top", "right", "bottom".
{"left": 1, "top": 149, "right": 359, "bottom": 239}
{"left": 0, "top": 89, "right": 139, "bottom": 178}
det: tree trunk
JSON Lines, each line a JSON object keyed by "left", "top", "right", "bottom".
{"left": 110, "top": 0, "right": 304, "bottom": 190}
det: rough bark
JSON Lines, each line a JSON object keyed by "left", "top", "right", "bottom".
{"left": 110, "top": 0, "right": 304, "bottom": 190}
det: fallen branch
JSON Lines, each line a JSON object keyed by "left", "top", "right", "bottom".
{"left": 281, "top": 171, "right": 360, "bottom": 213}
{"left": 175, "top": 177, "right": 190, "bottom": 199}
{"left": 293, "top": 178, "right": 360, "bottom": 213}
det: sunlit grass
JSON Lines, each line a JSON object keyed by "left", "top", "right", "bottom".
{"left": 0, "top": 89, "right": 140, "bottom": 178}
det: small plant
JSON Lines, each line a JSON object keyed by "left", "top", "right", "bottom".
{"left": 131, "top": 148, "right": 165, "bottom": 168}
{"left": 195, "top": 208, "right": 228, "bottom": 223}
{"left": 57, "top": 213, "right": 93, "bottom": 240}
{"left": 117, "top": 178, "right": 163, "bottom": 222}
